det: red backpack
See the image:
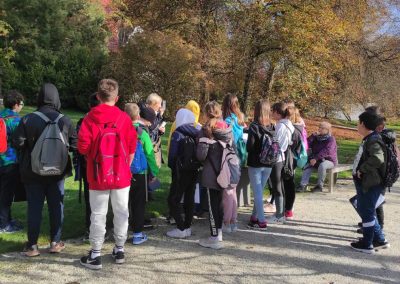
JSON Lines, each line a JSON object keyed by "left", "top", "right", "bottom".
{"left": 91, "top": 114, "right": 130, "bottom": 188}
{"left": 0, "top": 118, "right": 7, "bottom": 153}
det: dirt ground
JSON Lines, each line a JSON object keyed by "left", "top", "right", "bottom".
{"left": 0, "top": 181, "right": 399, "bottom": 284}
{"left": 304, "top": 118, "right": 360, "bottom": 140}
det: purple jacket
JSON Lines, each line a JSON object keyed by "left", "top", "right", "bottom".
{"left": 308, "top": 134, "right": 338, "bottom": 166}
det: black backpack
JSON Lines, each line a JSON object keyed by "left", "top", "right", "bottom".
{"left": 176, "top": 134, "right": 200, "bottom": 172}
{"left": 380, "top": 129, "right": 400, "bottom": 189}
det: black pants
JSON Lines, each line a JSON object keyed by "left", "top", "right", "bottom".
{"left": 270, "top": 162, "right": 285, "bottom": 216}
{"left": 82, "top": 178, "right": 91, "bottom": 230}
{"left": 168, "top": 169, "right": 197, "bottom": 231}
{"left": 129, "top": 174, "right": 147, "bottom": 233}
{"left": 0, "top": 164, "right": 20, "bottom": 227}
{"left": 284, "top": 161, "right": 296, "bottom": 211}
{"left": 207, "top": 188, "right": 223, "bottom": 237}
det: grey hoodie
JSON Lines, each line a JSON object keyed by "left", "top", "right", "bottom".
{"left": 196, "top": 125, "right": 233, "bottom": 190}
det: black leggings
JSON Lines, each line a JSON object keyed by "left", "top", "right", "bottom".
{"left": 168, "top": 169, "right": 197, "bottom": 231}
{"left": 129, "top": 174, "right": 147, "bottom": 233}
{"left": 207, "top": 188, "right": 223, "bottom": 237}
{"left": 270, "top": 162, "right": 285, "bottom": 216}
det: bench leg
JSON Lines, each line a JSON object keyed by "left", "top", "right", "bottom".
{"left": 328, "top": 172, "right": 335, "bottom": 193}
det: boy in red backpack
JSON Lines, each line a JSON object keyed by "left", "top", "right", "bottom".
{"left": 78, "top": 79, "right": 137, "bottom": 270}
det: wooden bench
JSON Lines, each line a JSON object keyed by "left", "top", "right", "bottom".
{"left": 327, "top": 164, "right": 353, "bottom": 193}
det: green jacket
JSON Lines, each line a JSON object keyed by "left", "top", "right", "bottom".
{"left": 134, "top": 122, "right": 159, "bottom": 176}
{"left": 358, "top": 133, "right": 386, "bottom": 192}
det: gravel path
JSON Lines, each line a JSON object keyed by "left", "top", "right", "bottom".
{"left": 1, "top": 182, "right": 399, "bottom": 284}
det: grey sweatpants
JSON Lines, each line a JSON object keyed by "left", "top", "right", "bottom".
{"left": 300, "top": 161, "right": 334, "bottom": 187}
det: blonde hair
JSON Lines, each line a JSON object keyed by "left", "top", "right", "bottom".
{"left": 146, "top": 93, "right": 162, "bottom": 106}
{"left": 203, "top": 101, "right": 222, "bottom": 138}
{"left": 124, "top": 103, "right": 140, "bottom": 121}
{"left": 319, "top": 121, "right": 332, "bottom": 135}
{"left": 98, "top": 79, "right": 118, "bottom": 102}
{"left": 288, "top": 107, "right": 303, "bottom": 124}
{"left": 254, "top": 99, "right": 271, "bottom": 126}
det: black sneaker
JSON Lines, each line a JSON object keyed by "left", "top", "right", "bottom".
{"left": 311, "top": 185, "right": 323, "bottom": 192}
{"left": 296, "top": 185, "right": 307, "bottom": 192}
{"left": 247, "top": 221, "right": 267, "bottom": 231}
{"left": 357, "top": 238, "right": 390, "bottom": 250}
{"left": 80, "top": 251, "right": 102, "bottom": 270}
{"left": 112, "top": 249, "right": 125, "bottom": 264}
{"left": 350, "top": 241, "right": 374, "bottom": 254}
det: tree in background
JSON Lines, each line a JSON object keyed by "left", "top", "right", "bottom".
{"left": 0, "top": 0, "right": 109, "bottom": 109}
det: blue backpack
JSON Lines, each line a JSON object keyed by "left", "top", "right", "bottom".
{"left": 130, "top": 126, "right": 148, "bottom": 174}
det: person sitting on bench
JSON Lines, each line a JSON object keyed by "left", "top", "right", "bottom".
{"left": 297, "top": 122, "right": 337, "bottom": 192}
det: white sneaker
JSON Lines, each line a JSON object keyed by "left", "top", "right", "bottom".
{"left": 222, "top": 224, "right": 232, "bottom": 233}
{"left": 198, "top": 237, "right": 224, "bottom": 250}
{"left": 230, "top": 223, "right": 238, "bottom": 232}
{"left": 185, "top": 228, "right": 192, "bottom": 237}
{"left": 166, "top": 228, "right": 187, "bottom": 239}
{"left": 218, "top": 229, "right": 223, "bottom": 242}
{"left": 267, "top": 216, "right": 286, "bottom": 224}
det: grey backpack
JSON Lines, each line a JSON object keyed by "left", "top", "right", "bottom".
{"left": 216, "top": 141, "right": 241, "bottom": 190}
{"left": 31, "top": 111, "right": 69, "bottom": 176}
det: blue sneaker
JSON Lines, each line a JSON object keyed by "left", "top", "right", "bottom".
{"left": 132, "top": 233, "right": 148, "bottom": 245}
{"left": 0, "top": 222, "right": 23, "bottom": 233}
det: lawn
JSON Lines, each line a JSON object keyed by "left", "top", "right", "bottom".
{"left": 332, "top": 118, "right": 400, "bottom": 132}
{"left": 0, "top": 107, "right": 359, "bottom": 253}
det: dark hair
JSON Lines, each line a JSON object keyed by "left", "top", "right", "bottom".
{"left": 254, "top": 99, "right": 270, "bottom": 126}
{"left": 89, "top": 92, "right": 100, "bottom": 108}
{"left": 98, "top": 79, "right": 118, "bottom": 101}
{"left": 272, "top": 102, "right": 290, "bottom": 118}
{"left": 359, "top": 111, "right": 380, "bottom": 131}
{"left": 3, "top": 90, "right": 24, "bottom": 109}
{"left": 365, "top": 105, "right": 386, "bottom": 124}
{"left": 222, "top": 94, "right": 244, "bottom": 125}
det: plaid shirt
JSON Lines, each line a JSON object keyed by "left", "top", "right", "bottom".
{"left": 0, "top": 108, "right": 21, "bottom": 167}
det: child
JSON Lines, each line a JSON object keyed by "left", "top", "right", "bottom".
{"left": 166, "top": 108, "right": 200, "bottom": 238}
{"left": 197, "top": 101, "right": 233, "bottom": 249}
{"left": 78, "top": 79, "right": 137, "bottom": 270}
{"left": 246, "top": 99, "right": 274, "bottom": 230}
{"left": 268, "top": 102, "right": 294, "bottom": 224}
{"left": 0, "top": 90, "right": 24, "bottom": 233}
{"left": 222, "top": 94, "right": 245, "bottom": 232}
{"left": 351, "top": 111, "right": 389, "bottom": 254}
{"left": 124, "top": 103, "right": 159, "bottom": 245}
{"left": 74, "top": 93, "right": 100, "bottom": 236}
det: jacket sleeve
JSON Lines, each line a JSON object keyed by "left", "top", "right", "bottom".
{"left": 315, "top": 137, "right": 337, "bottom": 162}
{"left": 359, "top": 141, "right": 385, "bottom": 174}
{"left": 11, "top": 116, "right": 27, "bottom": 150}
{"left": 141, "top": 130, "right": 159, "bottom": 176}
{"left": 246, "top": 127, "right": 256, "bottom": 152}
{"left": 168, "top": 131, "right": 180, "bottom": 169}
{"left": 77, "top": 116, "right": 93, "bottom": 156}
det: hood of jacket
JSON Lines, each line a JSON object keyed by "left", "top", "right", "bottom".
{"left": 176, "top": 123, "right": 200, "bottom": 138}
{"left": 185, "top": 100, "right": 200, "bottom": 124}
{"left": 37, "top": 83, "right": 61, "bottom": 110}
{"left": 249, "top": 121, "right": 274, "bottom": 136}
{"left": 212, "top": 123, "right": 233, "bottom": 143}
{"left": 176, "top": 108, "right": 196, "bottom": 128}
{"left": 87, "top": 104, "right": 124, "bottom": 124}
{"left": 381, "top": 129, "right": 397, "bottom": 144}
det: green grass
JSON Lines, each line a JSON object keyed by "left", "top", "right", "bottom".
{"left": 0, "top": 109, "right": 359, "bottom": 253}
{"left": 332, "top": 118, "right": 400, "bottom": 132}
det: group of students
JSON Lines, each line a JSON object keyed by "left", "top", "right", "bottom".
{"left": 0, "top": 78, "right": 396, "bottom": 271}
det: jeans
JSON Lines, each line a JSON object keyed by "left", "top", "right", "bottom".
{"left": 0, "top": 164, "right": 19, "bottom": 227}
{"left": 300, "top": 160, "right": 334, "bottom": 187}
{"left": 89, "top": 187, "right": 130, "bottom": 251}
{"left": 354, "top": 181, "right": 385, "bottom": 247}
{"left": 25, "top": 180, "right": 65, "bottom": 246}
{"left": 248, "top": 167, "right": 273, "bottom": 223}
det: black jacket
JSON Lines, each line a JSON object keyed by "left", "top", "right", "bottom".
{"left": 12, "top": 83, "right": 77, "bottom": 183}
{"left": 168, "top": 123, "right": 200, "bottom": 169}
{"left": 246, "top": 122, "right": 275, "bottom": 168}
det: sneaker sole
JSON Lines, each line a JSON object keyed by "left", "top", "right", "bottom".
{"left": 247, "top": 225, "right": 267, "bottom": 231}
{"left": 374, "top": 243, "right": 390, "bottom": 251}
{"left": 198, "top": 242, "right": 223, "bottom": 250}
{"left": 166, "top": 233, "right": 187, "bottom": 239}
{"left": 132, "top": 239, "right": 148, "bottom": 245}
{"left": 80, "top": 260, "right": 102, "bottom": 270}
{"left": 351, "top": 246, "right": 375, "bottom": 254}
{"left": 21, "top": 252, "right": 40, "bottom": 257}
{"left": 114, "top": 258, "right": 125, "bottom": 264}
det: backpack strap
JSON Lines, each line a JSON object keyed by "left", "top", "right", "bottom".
{"left": 33, "top": 111, "right": 64, "bottom": 124}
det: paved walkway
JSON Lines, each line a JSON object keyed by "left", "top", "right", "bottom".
{"left": 1, "top": 182, "right": 399, "bottom": 284}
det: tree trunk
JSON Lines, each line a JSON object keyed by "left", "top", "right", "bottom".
{"left": 262, "top": 62, "right": 276, "bottom": 99}
{"left": 242, "top": 55, "right": 256, "bottom": 112}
